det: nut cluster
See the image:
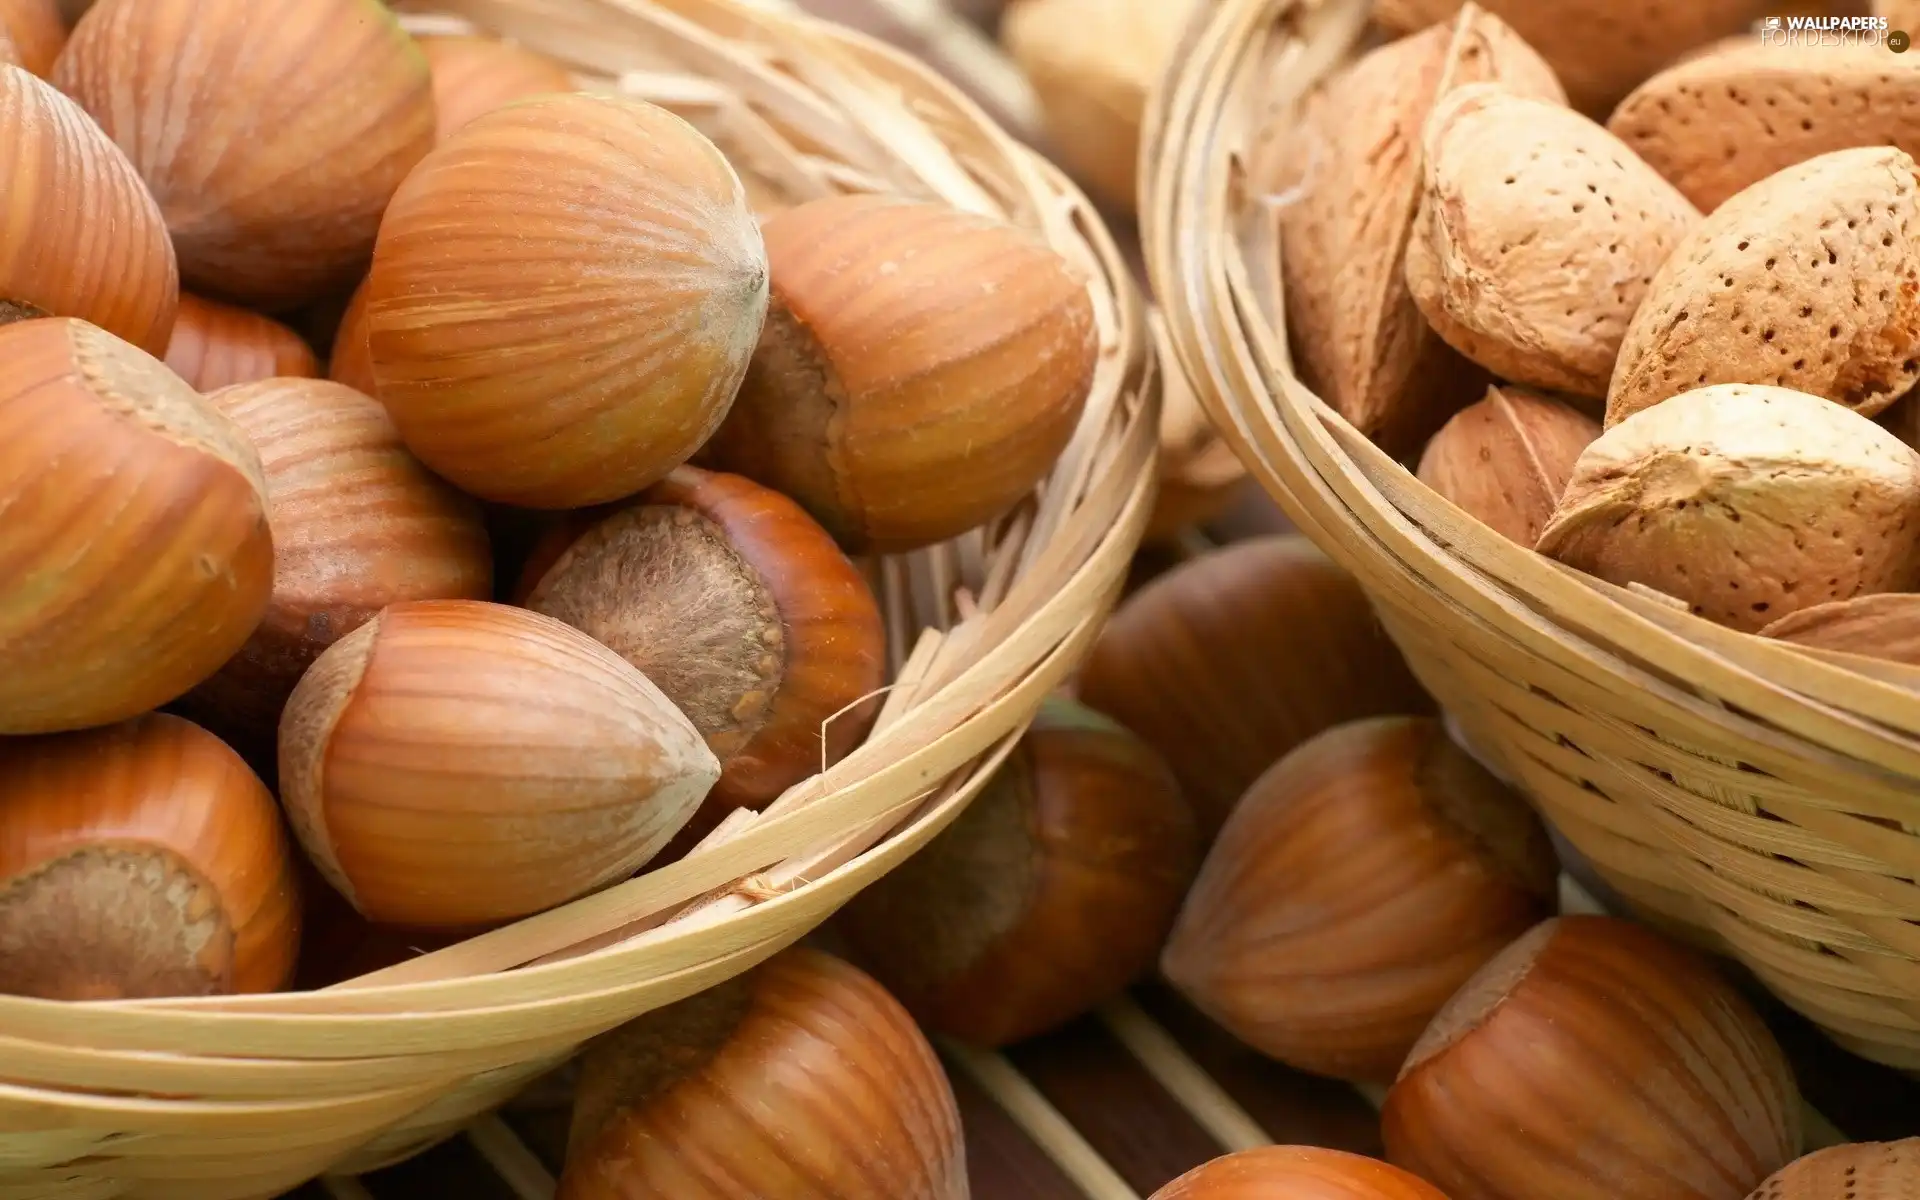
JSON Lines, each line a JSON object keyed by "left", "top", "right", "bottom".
{"left": 1272, "top": 2, "right": 1920, "bottom": 656}
{"left": 0, "top": 3, "right": 1871, "bottom": 1199}
{"left": 0, "top": 4, "right": 1124, "bottom": 1185}
{"left": 0, "top": 0, "right": 1096, "bottom": 1026}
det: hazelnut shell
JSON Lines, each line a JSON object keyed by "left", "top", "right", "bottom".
{"left": 0, "top": 65, "right": 177, "bottom": 354}
{"left": 278, "top": 600, "right": 720, "bottom": 928}
{"left": 163, "top": 293, "right": 319, "bottom": 393}
{"left": 1162, "top": 717, "right": 1557, "bottom": 1083}
{"left": 1384, "top": 915, "right": 1801, "bottom": 1200}
{"left": 0, "top": 713, "right": 301, "bottom": 999}
{"left": 838, "top": 698, "right": 1200, "bottom": 1047}
{"left": 707, "top": 193, "right": 1096, "bottom": 554}
{"left": 523, "top": 467, "right": 885, "bottom": 815}
{"left": 183, "top": 379, "right": 492, "bottom": 755}
{"left": 1077, "top": 536, "right": 1435, "bottom": 841}
{"left": 54, "top": 0, "right": 437, "bottom": 309}
{"left": 560, "top": 948, "right": 967, "bottom": 1200}
{"left": 368, "top": 93, "right": 769, "bottom": 509}
{"left": 0, "top": 317, "right": 273, "bottom": 734}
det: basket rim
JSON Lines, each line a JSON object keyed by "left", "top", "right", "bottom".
{"left": 1141, "top": 0, "right": 1920, "bottom": 785}
{"left": 8, "top": 0, "right": 1158, "bottom": 1050}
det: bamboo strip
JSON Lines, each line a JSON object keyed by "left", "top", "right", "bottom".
{"left": 319, "top": 1179, "right": 376, "bottom": 1200}
{"left": 1799, "top": 1102, "right": 1849, "bottom": 1154}
{"left": 1144, "top": 0, "right": 1920, "bottom": 1069}
{"left": 466, "top": 1116, "right": 557, "bottom": 1200}
{"left": 939, "top": 1041, "right": 1142, "bottom": 1200}
{"left": 1098, "top": 999, "right": 1271, "bottom": 1154}
{"left": 1560, "top": 874, "right": 1609, "bottom": 916}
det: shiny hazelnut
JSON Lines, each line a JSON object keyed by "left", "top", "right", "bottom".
{"left": 707, "top": 193, "right": 1097, "bottom": 553}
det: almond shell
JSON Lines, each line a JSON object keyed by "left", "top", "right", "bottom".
{"left": 1609, "top": 42, "right": 1920, "bottom": 215}
{"left": 1537, "top": 383, "right": 1920, "bottom": 633}
{"left": 1416, "top": 384, "right": 1600, "bottom": 547}
{"left": 1370, "top": 0, "right": 1765, "bottom": 115}
{"left": 1405, "top": 84, "right": 1699, "bottom": 400}
{"left": 1607, "top": 146, "right": 1920, "bottom": 428}
{"left": 1274, "top": 6, "right": 1564, "bottom": 456}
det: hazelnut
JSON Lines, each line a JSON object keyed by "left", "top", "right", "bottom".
{"left": 367, "top": 93, "right": 768, "bottom": 509}
{"left": 838, "top": 698, "right": 1199, "bottom": 1047}
{"left": 707, "top": 193, "right": 1097, "bottom": 554}
{"left": 523, "top": 466, "right": 886, "bottom": 817}
{"left": 55, "top": 0, "right": 437, "bottom": 309}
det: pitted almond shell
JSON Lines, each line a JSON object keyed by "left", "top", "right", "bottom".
{"left": 1746, "top": 1137, "right": 1920, "bottom": 1200}
{"left": 1416, "top": 385, "right": 1601, "bottom": 547}
{"left": 1607, "top": 146, "right": 1920, "bottom": 428}
{"left": 1609, "top": 42, "right": 1920, "bottom": 215}
{"left": 1537, "top": 383, "right": 1920, "bottom": 633}
{"left": 1370, "top": 0, "right": 1765, "bottom": 116}
{"left": 1275, "top": 6, "right": 1565, "bottom": 457}
{"left": 1405, "top": 85, "right": 1699, "bottom": 400}
{"left": 1760, "top": 594, "right": 1920, "bottom": 666}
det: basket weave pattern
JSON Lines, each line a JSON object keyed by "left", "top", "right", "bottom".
{"left": 0, "top": 1, "right": 1158, "bottom": 1195}
{"left": 1144, "top": 0, "right": 1920, "bottom": 1072}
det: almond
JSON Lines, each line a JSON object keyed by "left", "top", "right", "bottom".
{"left": 1607, "top": 147, "right": 1920, "bottom": 427}
{"left": 1537, "top": 383, "right": 1920, "bottom": 632}
{"left": 1370, "top": 0, "right": 1765, "bottom": 116}
{"left": 1275, "top": 7, "right": 1564, "bottom": 456}
{"left": 1761, "top": 593, "right": 1920, "bottom": 665}
{"left": 1608, "top": 42, "right": 1920, "bottom": 215}
{"left": 1404, "top": 85, "right": 1699, "bottom": 400}
{"left": 1417, "top": 385, "right": 1601, "bottom": 546}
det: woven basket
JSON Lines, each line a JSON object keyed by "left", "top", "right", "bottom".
{"left": 1144, "top": 0, "right": 1920, "bottom": 1073}
{"left": 1, "top": 3, "right": 1156, "bottom": 1195}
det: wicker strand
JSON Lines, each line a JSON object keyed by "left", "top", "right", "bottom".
{"left": 319, "top": 1179, "right": 377, "bottom": 1200}
{"left": 1098, "top": 999, "right": 1271, "bottom": 1153}
{"left": 466, "top": 1116, "right": 558, "bottom": 1200}
{"left": 940, "top": 1041, "right": 1142, "bottom": 1200}
{"left": 1144, "top": 0, "right": 1920, "bottom": 1070}
{"left": 0, "top": 2, "right": 1160, "bottom": 1193}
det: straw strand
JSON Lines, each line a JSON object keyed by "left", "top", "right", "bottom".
{"left": 940, "top": 1040, "right": 1143, "bottom": 1200}
{"left": 467, "top": 1116, "right": 559, "bottom": 1200}
{"left": 1098, "top": 998, "right": 1272, "bottom": 1154}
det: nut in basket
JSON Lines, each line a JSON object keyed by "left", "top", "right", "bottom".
{"left": 0, "top": 0, "right": 1159, "bottom": 1194}
{"left": 1146, "top": 0, "right": 1920, "bottom": 1074}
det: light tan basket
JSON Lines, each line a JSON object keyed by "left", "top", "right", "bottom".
{"left": 1144, "top": 0, "right": 1920, "bottom": 1072}
{"left": 0, "top": 2, "right": 1157, "bottom": 1195}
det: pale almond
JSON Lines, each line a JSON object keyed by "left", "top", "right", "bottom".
{"left": 1609, "top": 42, "right": 1920, "bottom": 215}
{"left": 1275, "top": 7, "right": 1565, "bottom": 456}
{"left": 1371, "top": 0, "right": 1766, "bottom": 115}
{"left": 1607, "top": 146, "right": 1920, "bottom": 427}
{"left": 1416, "top": 385, "right": 1601, "bottom": 547}
{"left": 1537, "top": 383, "right": 1920, "bottom": 632}
{"left": 1761, "top": 593, "right": 1920, "bottom": 665}
{"left": 1405, "top": 85, "right": 1699, "bottom": 400}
